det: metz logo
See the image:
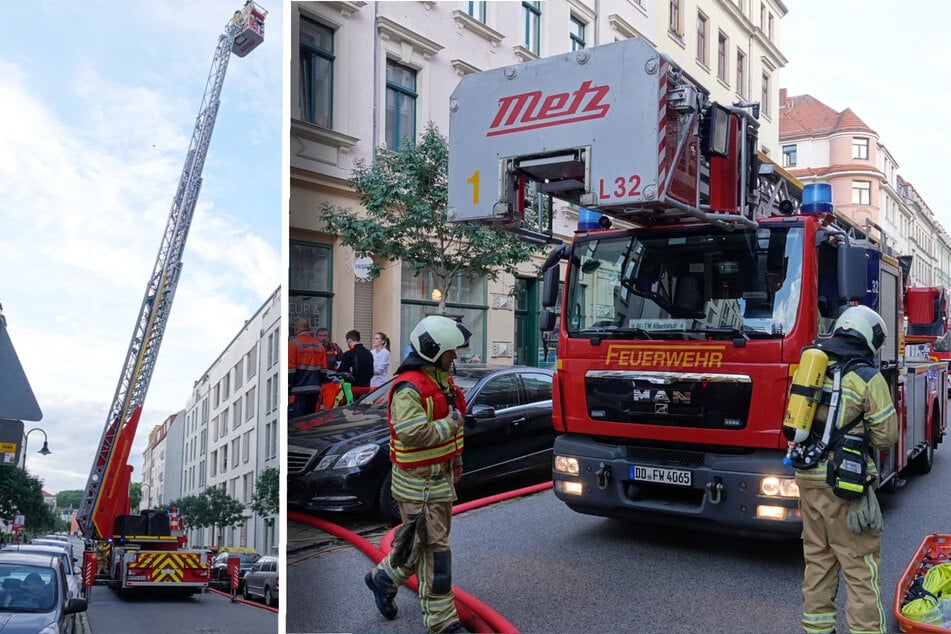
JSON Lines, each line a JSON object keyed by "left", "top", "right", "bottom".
{"left": 486, "top": 80, "right": 611, "bottom": 137}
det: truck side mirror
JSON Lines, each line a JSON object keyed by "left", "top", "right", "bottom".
{"left": 539, "top": 309, "right": 556, "bottom": 332}
{"left": 542, "top": 264, "right": 560, "bottom": 308}
{"left": 838, "top": 245, "right": 868, "bottom": 302}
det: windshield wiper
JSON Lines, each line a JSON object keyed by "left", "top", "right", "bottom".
{"left": 579, "top": 326, "right": 654, "bottom": 340}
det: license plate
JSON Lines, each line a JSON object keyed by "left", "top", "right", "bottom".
{"left": 630, "top": 465, "right": 692, "bottom": 487}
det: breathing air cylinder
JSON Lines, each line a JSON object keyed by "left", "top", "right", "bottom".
{"left": 782, "top": 348, "right": 829, "bottom": 443}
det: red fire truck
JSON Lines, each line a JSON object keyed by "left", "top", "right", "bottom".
{"left": 447, "top": 36, "right": 947, "bottom": 536}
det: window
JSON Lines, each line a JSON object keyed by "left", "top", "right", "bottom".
{"left": 245, "top": 388, "right": 255, "bottom": 421}
{"left": 782, "top": 145, "right": 797, "bottom": 168}
{"left": 696, "top": 13, "right": 708, "bottom": 65}
{"left": 473, "top": 374, "right": 520, "bottom": 410}
{"left": 768, "top": 13, "right": 774, "bottom": 40}
{"left": 467, "top": 1, "right": 486, "bottom": 23}
{"left": 246, "top": 346, "right": 257, "bottom": 379}
{"left": 522, "top": 1, "right": 541, "bottom": 54}
{"left": 212, "top": 416, "right": 219, "bottom": 442}
{"left": 853, "top": 137, "right": 869, "bottom": 160}
{"left": 299, "top": 17, "right": 333, "bottom": 127}
{"left": 221, "top": 409, "right": 230, "bottom": 437}
{"left": 221, "top": 445, "right": 228, "bottom": 473}
{"left": 760, "top": 2, "right": 766, "bottom": 30}
{"left": 570, "top": 15, "right": 586, "bottom": 51}
{"left": 761, "top": 72, "right": 771, "bottom": 118}
{"left": 213, "top": 384, "right": 220, "bottom": 408}
{"left": 210, "top": 451, "right": 217, "bottom": 477}
{"left": 243, "top": 431, "right": 252, "bottom": 463}
{"left": 265, "top": 420, "right": 278, "bottom": 460}
{"left": 233, "top": 400, "right": 242, "bottom": 429}
{"left": 736, "top": 50, "right": 746, "bottom": 99}
{"left": 290, "top": 241, "right": 332, "bottom": 335}
{"left": 522, "top": 373, "right": 553, "bottom": 402}
{"left": 265, "top": 376, "right": 276, "bottom": 412}
{"left": 269, "top": 372, "right": 279, "bottom": 416}
{"left": 231, "top": 439, "right": 239, "bottom": 469}
{"left": 266, "top": 330, "right": 279, "bottom": 368}
{"left": 400, "top": 266, "right": 488, "bottom": 360}
{"left": 669, "top": 0, "right": 681, "bottom": 35}
{"left": 852, "top": 181, "right": 871, "bottom": 205}
{"left": 717, "top": 32, "right": 728, "bottom": 82}
{"left": 385, "top": 60, "right": 417, "bottom": 152}
{"left": 234, "top": 361, "right": 243, "bottom": 390}
{"left": 244, "top": 473, "right": 254, "bottom": 504}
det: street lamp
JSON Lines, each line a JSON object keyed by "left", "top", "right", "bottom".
{"left": 22, "top": 427, "right": 51, "bottom": 468}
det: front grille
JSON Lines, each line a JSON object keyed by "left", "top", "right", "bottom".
{"left": 626, "top": 446, "right": 706, "bottom": 466}
{"left": 287, "top": 449, "right": 317, "bottom": 475}
{"left": 586, "top": 371, "right": 752, "bottom": 430}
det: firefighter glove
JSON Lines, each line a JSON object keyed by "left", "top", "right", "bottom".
{"left": 846, "top": 486, "right": 882, "bottom": 534}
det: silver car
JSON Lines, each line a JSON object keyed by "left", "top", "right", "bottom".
{"left": 0, "top": 552, "right": 87, "bottom": 632}
{"left": 242, "top": 555, "right": 278, "bottom": 607}
{"left": 0, "top": 545, "right": 81, "bottom": 599}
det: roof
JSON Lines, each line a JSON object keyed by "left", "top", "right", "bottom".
{"left": 779, "top": 93, "right": 876, "bottom": 141}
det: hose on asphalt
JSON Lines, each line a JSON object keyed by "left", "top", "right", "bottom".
{"left": 288, "top": 480, "right": 553, "bottom": 633}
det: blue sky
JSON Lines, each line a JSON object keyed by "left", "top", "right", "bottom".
{"left": 781, "top": 0, "right": 949, "bottom": 227}
{"left": 0, "top": 2, "right": 283, "bottom": 494}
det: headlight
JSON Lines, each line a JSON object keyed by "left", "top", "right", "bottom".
{"left": 553, "top": 455, "right": 579, "bottom": 475}
{"left": 759, "top": 476, "right": 799, "bottom": 498}
{"left": 334, "top": 444, "right": 381, "bottom": 468}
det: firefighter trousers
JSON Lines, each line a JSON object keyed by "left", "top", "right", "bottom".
{"left": 374, "top": 498, "right": 459, "bottom": 634}
{"left": 798, "top": 477, "right": 886, "bottom": 634}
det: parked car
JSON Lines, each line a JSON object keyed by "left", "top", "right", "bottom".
{"left": 0, "top": 552, "right": 87, "bottom": 632}
{"left": 242, "top": 555, "right": 278, "bottom": 607}
{"left": 0, "top": 545, "right": 80, "bottom": 599}
{"left": 29, "top": 539, "right": 75, "bottom": 565}
{"left": 288, "top": 365, "right": 555, "bottom": 524}
{"left": 209, "top": 550, "right": 261, "bottom": 590}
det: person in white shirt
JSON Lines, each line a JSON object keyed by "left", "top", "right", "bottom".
{"left": 370, "top": 331, "right": 391, "bottom": 388}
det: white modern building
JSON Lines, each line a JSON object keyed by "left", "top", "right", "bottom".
{"left": 139, "top": 411, "right": 184, "bottom": 511}
{"left": 180, "top": 287, "right": 281, "bottom": 554}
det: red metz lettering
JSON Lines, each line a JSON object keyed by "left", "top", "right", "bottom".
{"left": 490, "top": 91, "right": 542, "bottom": 128}
{"left": 487, "top": 80, "right": 611, "bottom": 136}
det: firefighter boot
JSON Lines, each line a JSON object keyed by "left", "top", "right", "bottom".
{"left": 440, "top": 621, "right": 470, "bottom": 633}
{"left": 365, "top": 569, "right": 398, "bottom": 620}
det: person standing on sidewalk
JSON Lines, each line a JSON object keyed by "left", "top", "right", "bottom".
{"left": 364, "top": 315, "right": 471, "bottom": 634}
{"left": 287, "top": 318, "right": 327, "bottom": 418}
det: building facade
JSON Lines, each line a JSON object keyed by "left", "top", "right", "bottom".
{"left": 139, "top": 411, "right": 184, "bottom": 511}
{"left": 779, "top": 90, "right": 948, "bottom": 287}
{"left": 180, "top": 287, "right": 281, "bottom": 555}
{"left": 289, "top": 0, "right": 791, "bottom": 365}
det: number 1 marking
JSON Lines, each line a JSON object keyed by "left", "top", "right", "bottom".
{"left": 467, "top": 171, "right": 480, "bottom": 205}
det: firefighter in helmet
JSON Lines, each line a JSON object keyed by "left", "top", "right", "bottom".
{"left": 793, "top": 305, "right": 898, "bottom": 634}
{"left": 365, "top": 315, "right": 471, "bottom": 634}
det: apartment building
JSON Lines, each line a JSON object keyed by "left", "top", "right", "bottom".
{"left": 139, "top": 411, "right": 184, "bottom": 511}
{"left": 289, "top": 0, "right": 790, "bottom": 363}
{"left": 180, "top": 287, "right": 281, "bottom": 554}
{"left": 778, "top": 90, "right": 948, "bottom": 287}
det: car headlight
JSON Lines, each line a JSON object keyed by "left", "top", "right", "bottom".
{"left": 333, "top": 444, "right": 381, "bottom": 468}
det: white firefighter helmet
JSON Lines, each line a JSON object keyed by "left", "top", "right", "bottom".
{"left": 410, "top": 315, "right": 472, "bottom": 363}
{"left": 833, "top": 305, "right": 887, "bottom": 354}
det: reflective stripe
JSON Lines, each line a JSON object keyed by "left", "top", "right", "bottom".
{"left": 802, "top": 611, "right": 836, "bottom": 633}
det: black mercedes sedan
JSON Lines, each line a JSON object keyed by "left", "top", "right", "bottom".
{"left": 287, "top": 365, "right": 554, "bottom": 524}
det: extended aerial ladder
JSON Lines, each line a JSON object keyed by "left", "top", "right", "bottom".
{"left": 77, "top": 2, "right": 266, "bottom": 557}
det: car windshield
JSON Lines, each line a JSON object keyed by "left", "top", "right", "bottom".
{"left": 564, "top": 226, "right": 804, "bottom": 339}
{"left": 1, "top": 550, "right": 71, "bottom": 575}
{"left": 0, "top": 564, "right": 58, "bottom": 612}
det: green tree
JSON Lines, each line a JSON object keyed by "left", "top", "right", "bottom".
{"left": 167, "top": 488, "right": 246, "bottom": 547}
{"left": 318, "top": 123, "right": 543, "bottom": 314}
{"left": 129, "top": 482, "right": 142, "bottom": 511}
{"left": 0, "top": 467, "right": 57, "bottom": 534}
{"left": 250, "top": 467, "right": 279, "bottom": 526}
{"left": 56, "top": 489, "right": 82, "bottom": 510}
{"left": 160, "top": 494, "right": 206, "bottom": 530}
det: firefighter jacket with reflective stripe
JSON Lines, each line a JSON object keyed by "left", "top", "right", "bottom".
{"left": 288, "top": 333, "right": 327, "bottom": 396}
{"left": 387, "top": 367, "right": 465, "bottom": 469}
{"left": 795, "top": 362, "right": 898, "bottom": 481}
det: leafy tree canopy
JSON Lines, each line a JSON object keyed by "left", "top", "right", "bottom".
{"left": 250, "top": 467, "right": 279, "bottom": 523}
{"left": 56, "top": 489, "right": 82, "bottom": 510}
{"left": 0, "top": 468, "right": 57, "bottom": 533}
{"left": 318, "top": 123, "right": 544, "bottom": 312}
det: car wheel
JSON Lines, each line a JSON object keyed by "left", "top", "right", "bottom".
{"left": 242, "top": 583, "right": 250, "bottom": 600}
{"left": 376, "top": 471, "right": 401, "bottom": 526}
{"left": 264, "top": 586, "right": 275, "bottom": 607}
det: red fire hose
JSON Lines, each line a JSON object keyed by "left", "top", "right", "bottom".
{"left": 288, "top": 480, "right": 553, "bottom": 633}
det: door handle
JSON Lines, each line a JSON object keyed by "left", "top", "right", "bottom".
{"left": 512, "top": 417, "right": 527, "bottom": 426}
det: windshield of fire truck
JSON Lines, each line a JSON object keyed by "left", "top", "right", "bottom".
{"left": 565, "top": 226, "right": 804, "bottom": 338}
{"left": 933, "top": 330, "right": 951, "bottom": 353}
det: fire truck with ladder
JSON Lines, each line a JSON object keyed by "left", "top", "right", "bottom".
{"left": 76, "top": 2, "right": 267, "bottom": 592}
{"left": 447, "top": 36, "right": 948, "bottom": 536}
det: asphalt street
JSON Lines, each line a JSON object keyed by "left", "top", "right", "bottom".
{"left": 288, "top": 439, "right": 951, "bottom": 634}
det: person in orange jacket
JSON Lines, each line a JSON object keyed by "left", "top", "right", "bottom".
{"left": 288, "top": 318, "right": 327, "bottom": 418}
